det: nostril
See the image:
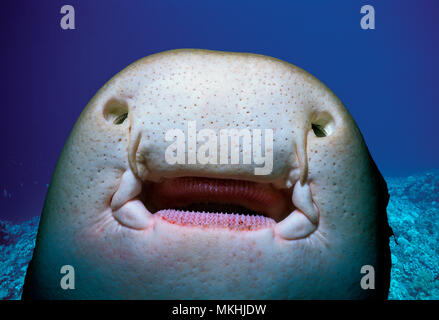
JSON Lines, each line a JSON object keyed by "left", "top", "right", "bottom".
{"left": 113, "top": 113, "right": 128, "bottom": 125}
{"left": 311, "top": 111, "right": 335, "bottom": 137}
{"left": 311, "top": 123, "right": 327, "bottom": 137}
{"left": 103, "top": 98, "right": 129, "bottom": 125}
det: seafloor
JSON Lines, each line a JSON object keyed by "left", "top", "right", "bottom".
{"left": 0, "top": 170, "right": 438, "bottom": 300}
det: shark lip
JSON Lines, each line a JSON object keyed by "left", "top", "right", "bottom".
{"left": 142, "top": 177, "right": 293, "bottom": 223}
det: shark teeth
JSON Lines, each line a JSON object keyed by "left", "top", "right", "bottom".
{"left": 275, "top": 180, "right": 319, "bottom": 240}
{"left": 111, "top": 170, "right": 142, "bottom": 211}
{"left": 157, "top": 209, "right": 275, "bottom": 230}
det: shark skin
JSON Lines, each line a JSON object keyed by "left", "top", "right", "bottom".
{"left": 23, "top": 49, "right": 391, "bottom": 299}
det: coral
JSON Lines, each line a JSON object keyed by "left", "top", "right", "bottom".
{"left": 387, "top": 170, "right": 439, "bottom": 300}
{"left": 0, "top": 217, "right": 39, "bottom": 300}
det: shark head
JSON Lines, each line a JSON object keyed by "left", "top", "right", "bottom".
{"left": 24, "top": 49, "right": 391, "bottom": 299}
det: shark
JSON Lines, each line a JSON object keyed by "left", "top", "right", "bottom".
{"left": 23, "top": 49, "right": 391, "bottom": 299}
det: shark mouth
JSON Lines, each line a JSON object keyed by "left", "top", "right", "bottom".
{"left": 110, "top": 170, "right": 319, "bottom": 240}
{"left": 142, "top": 177, "right": 293, "bottom": 230}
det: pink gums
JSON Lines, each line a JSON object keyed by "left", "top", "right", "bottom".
{"left": 157, "top": 209, "right": 275, "bottom": 231}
